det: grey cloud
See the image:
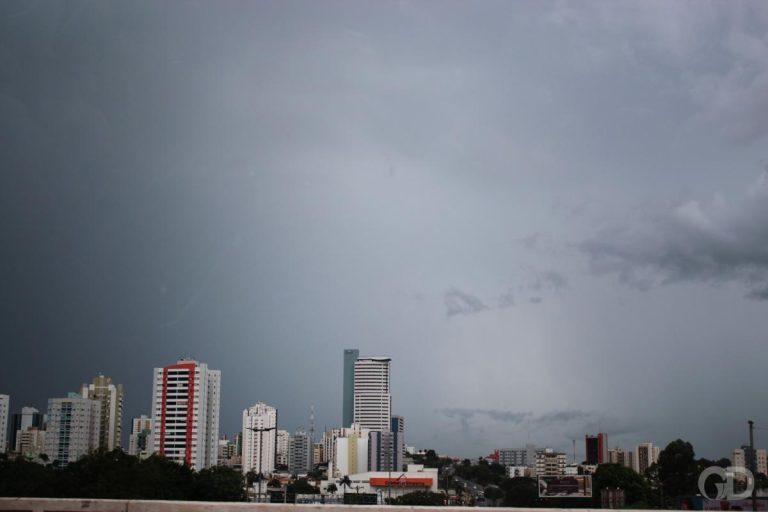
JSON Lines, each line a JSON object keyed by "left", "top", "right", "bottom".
{"left": 534, "top": 409, "right": 594, "bottom": 427}
{"left": 581, "top": 174, "right": 768, "bottom": 299}
{"left": 497, "top": 291, "right": 515, "bottom": 308}
{"left": 444, "top": 288, "right": 490, "bottom": 317}
{"left": 455, "top": 269, "right": 569, "bottom": 313}
{"left": 436, "top": 408, "right": 531, "bottom": 428}
{"left": 540, "top": 271, "right": 568, "bottom": 290}
{"left": 547, "top": 2, "right": 768, "bottom": 144}
{"left": 439, "top": 408, "right": 609, "bottom": 428}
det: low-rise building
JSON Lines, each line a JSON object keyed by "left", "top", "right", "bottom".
{"left": 506, "top": 465, "right": 532, "bottom": 478}
{"left": 318, "top": 464, "right": 437, "bottom": 499}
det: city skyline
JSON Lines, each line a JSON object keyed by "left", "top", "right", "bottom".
{"left": 3, "top": 352, "right": 767, "bottom": 464}
{"left": 2, "top": 0, "right": 768, "bottom": 461}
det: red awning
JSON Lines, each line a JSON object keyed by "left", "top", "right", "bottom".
{"left": 369, "top": 478, "right": 433, "bottom": 487}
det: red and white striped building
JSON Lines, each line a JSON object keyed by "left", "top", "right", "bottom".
{"left": 151, "top": 359, "right": 220, "bottom": 471}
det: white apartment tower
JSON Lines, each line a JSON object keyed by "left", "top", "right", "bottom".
{"left": 81, "top": 375, "right": 124, "bottom": 451}
{"left": 44, "top": 393, "right": 101, "bottom": 466}
{"left": 151, "top": 359, "right": 221, "bottom": 471}
{"left": 242, "top": 401, "right": 278, "bottom": 475}
{"left": 0, "top": 395, "right": 8, "bottom": 453}
{"left": 353, "top": 357, "right": 392, "bottom": 432}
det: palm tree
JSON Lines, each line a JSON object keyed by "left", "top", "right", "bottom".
{"left": 327, "top": 483, "right": 338, "bottom": 495}
{"left": 339, "top": 475, "right": 352, "bottom": 496}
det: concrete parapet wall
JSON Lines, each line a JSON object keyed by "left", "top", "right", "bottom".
{"left": 0, "top": 498, "right": 664, "bottom": 512}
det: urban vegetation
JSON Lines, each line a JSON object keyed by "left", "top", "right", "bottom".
{"left": 4, "top": 438, "right": 764, "bottom": 508}
{"left": 0, "top": 451, "right": 244, "bottom": 501}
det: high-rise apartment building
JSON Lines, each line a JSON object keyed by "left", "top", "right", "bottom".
{"left": 342, "top": 349, "right": 359, "bottom": 427}
{"left": 0, "top": 395, "right": 8, "bottom": 453}
{"left": 391, "top": 415, "right": 406, "bottom": 461}
{"left": 634, "top": 443, "right": 659, "bottom": 474}
{"left": 9, "top": 406, "right": 43, "bottom": 454}
{"left": 235, "top": 431, "right": 243, "bottom": 458}
{"left": 288, "top": 430, "right": 312, "bottom": 475}
{"left": 16, "top": 427, "right": 46, "bottom": 460}
{"left": 151, "top": 359, "right": 220, "bottom": 471}
{"left": 607, "top": 447, "right": 634, "bottom": 470}
{"left": 757, "top": 449, "right": 767, "bottom": 476}
{"left": 242, "top": 401, "right": 277, "bottom": 475}
{"left": 128, "top": 415, "right": 154, "bottom": 459}
{"left": 368, "top": 430, "right": 404, "bottom": 472}
{"left": 276, "top": 429, "right": 290, "bottom": 467}
{"left": 732, "top": 448, "right": 747, "bottom": 483}
{"left": 733, "top": 445, "right": 766, "bottom": 476}
{"left": 733, "top": 448, "right": 745, "bottom": 466}
{"left": 535, "top": 448, "right": 567, "bottom": 476}
{"left": 81, "top": 375, "right": 124, "bottom": 451}
{"left": 312, "top": 443, "right": 325, "bottom": 466}
{"left": 586, "top": 433, "right": 607, "bottom": 465}
{"left": 44, "top": 393, "right": 101, "bottom": 466}
{"left": 323, "top": 428, "right": 342, "bottom": 467}
{"left": 391, "top": 415, "right": 405, "bottom": 434}
{"left": 353, "top": 357, "right": 391, "bottom": 432}
{"left": 496, "top": 445, "right": 537, "bottom": 467}
{"left": 333, "top": 425, "right": 370, "bottom": 477}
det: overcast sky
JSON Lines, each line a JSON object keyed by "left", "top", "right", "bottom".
{"left": 2, "top": 0, "right": 768, "bottom": 461}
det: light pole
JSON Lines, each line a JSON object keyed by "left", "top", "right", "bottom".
{"left": 387, "top": 437, "right": 392, "bottom": 503}
{"left": 750, "top": 421, "right": 756, "bottom": 512}
{"left": 248, "top": 425, "right": 276, "bottom": 502}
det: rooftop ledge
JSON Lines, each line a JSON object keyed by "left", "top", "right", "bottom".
{"left": 0, "top": 498, "right": 671, "bottom": 512}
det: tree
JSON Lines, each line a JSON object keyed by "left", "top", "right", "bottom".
{"left": 326, "top": 483, "right": 338, "bottom": 495}
{"left": 500, "top": 477, "right": 538, "bottom": 508}
{"left": 592, "top": 463, "right": 650, "bottom": 506}
{"left": 484, "top": 486, "right": 504, "bottom": 506}
{"left": 338, "top": 475, "right": 352, "bottom": 495}
{"left": 192, "top": 466, "right": 245, "bottom": 501}
{"left": 391, "top": 491, "right": 446, "bottom": 506}
{"left": 245, "top": 470, "right": 259, "bottom": 487}
{"left": 657, "top": 439, "right": 698, "bottom": 502}
{"left": 289, "top": 478, "right": 318, "bottom": 495}
{"left": 0, "top": 457, "right": 56, "bottom": 497}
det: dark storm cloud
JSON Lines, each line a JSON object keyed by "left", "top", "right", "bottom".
{"left": 444, "top": 288, "right": 490, "bottom": 317}
{"left": 2, "top": 0, "right": 768, "bottom": 460}
{"left": 436, "top": 408, "right": 531, "bottom": 430}
{"left": 581, "top": 174, "right": 768, "bottom": 299}
{"left": 437, "top": 408, "right": 642, "bottom": 438}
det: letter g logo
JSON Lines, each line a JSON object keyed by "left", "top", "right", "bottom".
{"left": 698, "top": 466, "right": 754, "bottom": 501}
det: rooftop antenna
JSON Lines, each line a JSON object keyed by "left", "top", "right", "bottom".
{"left": 572, "top": 439, "right": 577, "bottom": 464}
{"left": 309, "top": 404, "right": 315, "bottom": 445}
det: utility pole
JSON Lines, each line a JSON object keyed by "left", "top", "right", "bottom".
{"left": 249, "top": 425, "right": 276, "bottom": 502}
{"left": 750, "top": 420, "right": 757, "bottom": 512}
